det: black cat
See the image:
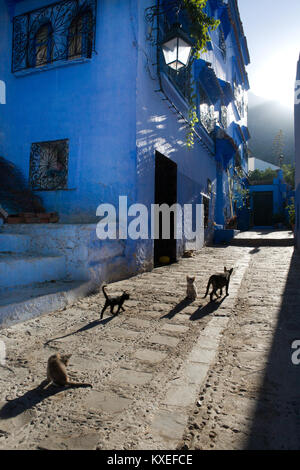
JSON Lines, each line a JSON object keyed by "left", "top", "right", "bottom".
{"left": 203, "top": 267, "right": 234, "bottom": 302}
{"left": 100, "top": 285, "right": 130, "bottom": 319}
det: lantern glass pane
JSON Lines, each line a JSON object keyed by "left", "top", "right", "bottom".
{"left": 177, "top": 37, "right": 191, "bottom": 66}
{"left": 162, "top": 37, "right": 178, "bottom": 65}
{"left": 168, "top": 60, "right": 185, "bottom": 71}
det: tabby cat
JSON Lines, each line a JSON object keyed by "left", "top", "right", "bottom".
{"left": 42, "top": 353, "right": 92, "bottom": 388}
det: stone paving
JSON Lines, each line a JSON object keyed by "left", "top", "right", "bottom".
{"left": 0, "top": 230, "right": 297, "bottom": 450}
{"left": 179, "top": 230, "right": 300, "bottom": 450}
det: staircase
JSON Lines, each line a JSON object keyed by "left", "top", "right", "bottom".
{"left": 0, "top": 229, "right": 93, "bottom": 327}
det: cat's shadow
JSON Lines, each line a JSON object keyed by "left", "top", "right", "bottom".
{"left": 0, "top": 383, "right": 72, "bottom": 420}
{"left": 44, "top": 314, "right": 117, "bottom": 346}
{"left": 161, "top": 295, "right": 227, "bottom": 321}
{"left": 189, "top": 296, "right": 226, "bottom": 321}
{"left": 160, "top": 298, "right": 194, "bottom": 320}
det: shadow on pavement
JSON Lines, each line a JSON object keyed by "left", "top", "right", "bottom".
{"left": 0, "top": 383, "right": 71, "bottom": 419}
{"left": 161, "top": 296, "right": 226, "bottom": 322}
{"left": 246, "top": 250, "right": 300, "bottom": 449}
{"left": 44, "top": 315, "right": 118, "bottom": 346}
{"left": 230, "top": 238, "right": 294, "bottom": 247}
{"left": 248, "top": 247, "right": 260, "bottom": 255}
{"left": 160, "top": 298, "right": 194, "bottom": 320}
{"left": 189, "top": 297, "right": 226, "bottom": 321}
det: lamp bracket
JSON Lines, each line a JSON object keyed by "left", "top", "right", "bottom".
{"left": 145, "top": 0, "right": 184, "bottom": 45}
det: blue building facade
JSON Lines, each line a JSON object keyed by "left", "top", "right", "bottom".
{"left": 295, "top": 54, "right": 300, "bottom": 248}
{"left": 0, "top": 0, "right": 250, "bottom": 284}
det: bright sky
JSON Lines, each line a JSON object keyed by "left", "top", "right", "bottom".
{"left": 238, "top": 0, "right": 300, "bottom": 108}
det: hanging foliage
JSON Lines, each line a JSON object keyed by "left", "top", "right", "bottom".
{"left": 182, "top": 0, "right": 220, "bottom": 147}
{"left": 183, "top": 0, "right": 220, "bottom": 58}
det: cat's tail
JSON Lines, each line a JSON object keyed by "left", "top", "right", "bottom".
{"left": 102, "top": 284, "right": 109, "bottom": 300}
{"left": 203, "top": 278, "right": 211, "bottom": 298}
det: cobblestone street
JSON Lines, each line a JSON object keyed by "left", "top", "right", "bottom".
{"left": 0, "top": 230, "right": 298, "bottom": 450}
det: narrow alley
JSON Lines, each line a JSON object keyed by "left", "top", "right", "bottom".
{"left": 0, "top": 230, "right": 298, "bottom": 450}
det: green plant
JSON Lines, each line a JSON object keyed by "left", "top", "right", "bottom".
{"left": 282, "top": 164, "right": 295, "bottom": 189}
{"left": 287, "top": 200, "right": 295, "bottom": 226}
{"left": 182, "top": 0, "right": 220, "bottom": 147}
{"left": 183, "top": 0, "right": 220, "bottom": 58}
{"left": 248, "top": 168, "right": 277, "bottom": 185}
{"left": 234, "top": 187, "right": 249, "bottom": 209}
{"left": 186, "top": 103, "right": 199, "bottom": 148}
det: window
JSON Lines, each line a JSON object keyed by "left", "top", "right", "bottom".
{"left": 207, "top": 179, "right": 212, "bottom": 194}
{"left": 219, "top": 28, "right": 226, "bottom": 61}
{"left": 0, "top": 80, "right": 6, "bottom": 104}
{"left": 233, "top": 80, "right": 244, "bottom": 118}
{"left": 220, "top": 105, "right": 227, "bottom": 129}
{"left": 12, "top": 0, "right": 97, "bottom": 73}
{"left": 198, "top": 85, "right": 215, "bottom": 134}
{"left": 30, "top": 139, "right": 69, "bottom": 190}
{"left": 34, "top": 23, "right": 53, "bottom": 67}
{"left": 68, "top": 11, "right": 93, "bottom": 60}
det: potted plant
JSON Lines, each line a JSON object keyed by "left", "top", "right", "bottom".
{"left": 286, "top": 201, "right": 295, "bottom": 231}
{"left": 225, "top": 215, "right": 237, "bottom": 229}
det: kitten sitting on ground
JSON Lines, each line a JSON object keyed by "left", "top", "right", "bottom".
{"left": 40, "top": 353, "right": 92, "bottom": 388}
{"left": 100, "top": 285, "right": 130, "bottom": 319}
{"left": 203, "top": 267, "right": 233, "bottom": 302}
{"left": 186, "top": 275, "right": 197, "bottom": 301}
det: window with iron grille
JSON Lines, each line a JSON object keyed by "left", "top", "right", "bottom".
{"left": 220, "top": 105, "right": 227, "bottom": 129}
{"left": 12, "top": 0, "right": 97, "bottom": 73}
{"left": 29, "top": 139, "right": 69, "bottom": 191}
{"left": 198, "top": 85, "right": 215, "bottom": 134}
{"left": 68, "top": 10, "right": 94, "bottom": 59}
{"left": 233, "top": 80, "right": 244, "bottom": 118}
{"left": 219, "top": 28, "right": 226, "bottom": 61}
{"left": 34, "top": 23, "right": 53, "bottom": 67}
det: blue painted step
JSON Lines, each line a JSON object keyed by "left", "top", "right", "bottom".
{"left": 0, "top": 253, "right": 66, "bottom": 289}
{"left": 0, "top": 280, "right": 93, "bottom": 327}
{"left": 0, "top": 233, "right": 30, "bottom": 253}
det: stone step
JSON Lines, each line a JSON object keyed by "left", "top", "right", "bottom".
{"left": 0, "top": 253, "right": 66, "bottom": 289}
{"left": 0, "top": 233, "right": 31, "bottom": 253}
{"left": 230, "top": 237, "right": 294, "bottom": 247}
{"left": 0, "top": 280, "right": 94, "bottom": 327}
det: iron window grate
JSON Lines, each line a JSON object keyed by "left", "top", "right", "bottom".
{"left": 12, "top": 0, "right": 97, "bottom": 73}
{"left": 29, "top": 139, "right": 69, "bottom": 191}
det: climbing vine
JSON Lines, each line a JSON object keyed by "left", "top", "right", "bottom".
{"left": 182, "top": 0, "right": 220, "bottom": 147}
{"left": 183, "top": 0, "right": 220, "bottom": 58}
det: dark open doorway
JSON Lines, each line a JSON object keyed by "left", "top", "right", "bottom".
{"left": 252, "top": 191, "right": 273, "bottom": 226}
{"left": 154, "top": 151, "right": 177, "bottom": 266}
{"left": 203, "top": 195, "right": 210, "bottom": 229}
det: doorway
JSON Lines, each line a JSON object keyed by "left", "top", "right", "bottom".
{"left": 252, "top": 191, "right": 273, "bottom": 226}
{"left": 154, "top": 151, "right": 177, "bottom": 266}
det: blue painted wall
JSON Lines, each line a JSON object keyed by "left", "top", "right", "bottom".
{"left": 295, "top": 54, "right": 300, "bottom": 247}
{"left": 0, "top": 0, "right": 250, "bottom": 269}
{"left": 1, "top": 0, "right": 139, "bottom": 223}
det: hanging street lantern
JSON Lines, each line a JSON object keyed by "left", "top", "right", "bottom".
{"left": 161, "top": 22, "right": 193, "bottom": 72}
